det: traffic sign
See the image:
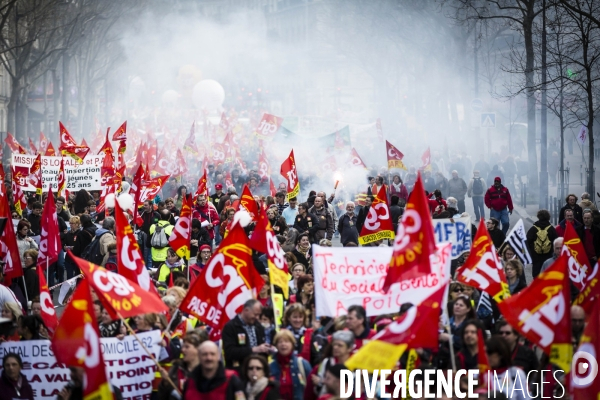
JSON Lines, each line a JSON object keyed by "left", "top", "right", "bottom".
{"left": 471, "top": 98, "right": 483, "bottom": 112}
{"left": 480, "top": 113, "right": 496, "bottom": 128}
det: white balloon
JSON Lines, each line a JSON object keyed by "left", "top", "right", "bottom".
{"left": 162, "top": 89, "right": 179, "bottom": 105}
{"left": 192, "top": 79, "right": 225, "bottom": 110}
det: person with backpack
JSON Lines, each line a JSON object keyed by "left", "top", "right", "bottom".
{"left": 74, "top": 214, "right": 97, "bottom": 258}
{"left": 467, "top": 170, "right": 487, "bottom": 222}
{"left": 149, "top": 210, "right": 175, "bottom": 269}
{"left": 139, "top": 200, "right": 161, "bottom": 270}
{"left": 526, "top": 209, "right": 558, "bottom": 278}
{"left": 82, "top": 217, "right": 116, "bottom": 266}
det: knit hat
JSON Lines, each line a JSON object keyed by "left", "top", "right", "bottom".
{"left": 494, "top": 176, "right": 501, "bottom": 182}
{"left": 199, "top": 244, "right": 211, "bottom": 252}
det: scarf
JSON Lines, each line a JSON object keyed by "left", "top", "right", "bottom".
{"left": 246, "top": 377, "right": 269, "bottom": 400}
{"left": 276, "top": 352, "right": 294, "bottom": 400}
{"left": 392, "top": 182, "right": 402, "bottom": 192}
{"left": 165, "top": 258, "right": 184, "bottom": 270}
{"left": 296, "top": 243, "right": 311, "bottom": 256}
{"left": 240, "top": 316, "right": 258, "bottom": 348}
{"left": 286, "top": 325, "right": 306, "bottom": 349}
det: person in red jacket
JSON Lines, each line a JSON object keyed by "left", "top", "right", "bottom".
{"left": 192, "top": 194, "right": 220, "bottom": 242}
{"left": 484, "top": 177, "right": 513, "bottom": 235}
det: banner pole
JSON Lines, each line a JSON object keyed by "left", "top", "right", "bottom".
{"left": 118, "top": 313, "right": 182, "bottom": 397}
{"left": 444, "top": 307, "right": 457, "bottom": 373}
{"left": 22, "top": 276, "right": 29, "bottom": 304}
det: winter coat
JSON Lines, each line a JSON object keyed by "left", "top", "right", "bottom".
{"left": 484, "top": 185, "right": 514, "bottom": 212}
{"left": 307, "top": 206, "right": 334, "bottom": 241}
{"left": 192, "top": 203, "right": 220, "bottom": 239}
{"left": 447, "top": 177, "right": 468, "bottom": 201}
{"left": 338, "top": 213, "right": 359, "bottom": 246}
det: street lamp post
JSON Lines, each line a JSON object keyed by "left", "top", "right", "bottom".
{"left": 539, "top": 0, "right": 548, "bottom": 209}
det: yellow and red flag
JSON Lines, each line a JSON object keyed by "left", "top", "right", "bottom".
{"left": 56, "top": 158, "right": 66, "bottom": 198}
{"left": 572, "top": 304, "right": 600, "bottom": 399}
{"left": 239, "top": 184, "right": 258, "bottom": 220}
{"left": 421, "top": 147, "right": 432, "bottom": 172}
{"left": 11, "top": 167, "right": 27, "bottom": 216}
{"left": 0, "top": 181, "right": 23, "bottom": 284}
{"left": 45, "top": 141, "right": 56, "bottom": 156}
{"left": 168, "top": 194, "right": 192, "bottom": 259}
{"left": 497, "top": 254, "right": 572, "bottom": 374}
{"left": 28, "top": 153, "right": 43, "bottom": 195}
{"left": 358, "top": 184, "right": 395, "bottom": 245}
{"left": 39, "top": 131, "right": 49, "bottom": 153}
{"left": 456, "top": 219, "right": 510, "bottom": 302}
{"left": 254, "top": 113, "right": 283, "bottom": 141}
{"left": 280, "top": 150, "right": 300, "bottom": 199}
{"left": 249, "top": 207, "right": 289, "bottom": 298}
{"left": 386, "top": 140, "right": 407, "bottom": 170}
{"left": 383, "top": 173, "right": 436, "bottom": 291}
{"left": 112, "top": 121, "right": 127, "bottom": 141}
{"left": 59, "top": 122, "right": 89, "bottom": 162}
{"left": 52, "top": 278, "right": 113, "bottom": 400}
{"left": 563, "top": 221, "right": 592, "bottom": 291}
{"left": 184, "top": 121, "right": 199, "bottom": 155}
{"left": 98, "top": 128, "right": 113, "bottom": 156}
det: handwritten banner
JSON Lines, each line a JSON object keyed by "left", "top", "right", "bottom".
{"left": 0, "top": 330, "right": 161, "bottom": 400}
{"left": 432, "top": 216, "right": 472, "bottom": 259}
{"left": 313, "top": 243, "right": 451, "bottom": 317}
{"left": 11, "top": 154, "right": 105, "bottom": 192}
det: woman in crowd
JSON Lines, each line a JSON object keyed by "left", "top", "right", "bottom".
{"left": 158, "top": 331, "right": 206, "bottom": 399}
{"left": 99, "top": 307, "right": 122, "bottom": 338}
{"left": 439, "top": 296, "right": 476, "bottom": 350}
{"left": 257, "top": 277, "right": 272, "bottom": 308}
{"left": 283, "top": 303, "right": 308, "bottom": 352}
{"left": 505, "top": 259, "right": 527, "bottom": 294}
{"left": 158, "top": 248, "right": 185, "bottom": 283}
{"left": 292, "top": 233, "right": 311, "bottom": 271}
{"left": 487, "top": 218, "right": 506, "bottom": 249}
{"left": 288, "top": 263, "right": 305, "bottom": 295}
{"left": 243, "top": 354, "right": 280, "bottom": 400}
{"left": 0, "top": 353, "right": 34, "bottom": 399}
{"left": 282, "top": 229, "right": 299, "bottom": 253}
{"left": 16, "top": 220, "right": 37, "bottom": 269}
{"left": 19, "top": 315, "right": 47, "bottom": 340}
{"left": 219, "top": 207, "right": 236, "bottom": 238}
{"left": 175, "top": 186, "right": 189, "bottom": 211}
{"left": 134, "top": 313, "right": 158, "bottom": 333}
{"left": 292, "top": 274, "right": 314, "bottom": 307}
{"left": 390, "top": 174, "right": 408, "bottom": 202}
{"left": 21, "top": 249, "right": 39, "bottom": 300}
{"left": 267, "top": 208, "right": 288, "bottom": 236}
{"left": 1, "top": 302, "right": 22, "bottom": 341}
{"left": 269, "top": 330, "right": 311, "bottom": 400}
{"left": 306, "top": 330, "right": 355, "bottom": 400}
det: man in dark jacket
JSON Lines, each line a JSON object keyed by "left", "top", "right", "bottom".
{"left": 338, "top": 201, "right": 359, "bottom": 246}
{"left": 26, "top": 202, "right": 42, "bottom": 236}
{"left": 308, "top": 196, "right": 334, "bottom": 242}
{"left": 183, "top": 341, "right": 245, "bottom": 400}
{"left": 526, "top": 209, "right": 558, "bottom": 278}
{"left": 222, "top": 299, "right": 269, "bottom": 372}
{"left": 576, "top": 209, "right": 600, "bottom": 266}
{"left": 389, "top": 195, "right": 403, "bottom": 235}
{"left": 292, "top": 202, "right": 320, "bottom": 243}
{"left": 559, "top": 194, "right": 584, "bottom": 224}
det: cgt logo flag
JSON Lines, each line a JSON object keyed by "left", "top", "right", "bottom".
{"left": 169, "top": 194, "right": 192, "bottom": 259}
{"left": 37, "top": 188, "right": 60, "bottom": 269}
{"left": 111, "top": 121, "right": 127, "bottom": 141}
{"left": 572, "top": 303, "right": 600, "bottom": 398}
{"left": 239, "top": 184, "right": 258, "bottom": 220}
{"left": 52, "top": 278, "right": 113, "bottom": 400}
{"left": 67, "top": 251, "right": 168, "bottom": 319}
{"left": 280, "top": 150, "right": 300, "bottom": 199}
{"left": 386, "top": 140, "right": 407, "bottom": 170}
{"left": 4, "top": 132, "right": 26, "bottom": 154}
{"left": 563, "top": 221, "right": 593, "bottom": 291}
{"left": 358, "top": 185, "right": 394, "bottom": 245}
{"left": 59, "top": 122, "right": 89, "bottom": 162}
{"left": 0, "top": 180, "right": 23, "bottom": 284}
{"left": 455, "top": 219, "right": 510, "bottom": 302}
{"left": 56, "top": 158, "right": 66, "bottom": 197}
{"left": 498, "top": 254, "right": 572, "bottom": 374}
{"left": 349, "top": 147, "right": 367, "bottom": 169}
{"left": 37, "top": 266, "right": 58, "bottom": 336}
{"left": 249, "top": 207, "right": 289, "bottom": 298}
{"left": 383, "top": 173, "right": 436, "bottom": 291}
{"left": 254, "top": 113, "right": 283, "bottom": 140}
{"left": 180, "top": 223, "right": 265, "bottom": 340}
{"left": 28, "top": 153, "right": 43, "bottom": 195}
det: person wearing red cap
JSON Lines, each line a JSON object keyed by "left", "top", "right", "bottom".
{"left": 189, "top": 244, "right": 212, "bottom": 284}
{"left": 192, "top": 194, "right": 220, "bottom": 244}
{"left": 484, "top": 176, "right": 513, "bottom": 235}
{"left": 210, "top": 184, "right": 226, "bottom": 246}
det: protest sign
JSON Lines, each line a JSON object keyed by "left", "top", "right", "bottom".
{"left": 432, "top": 216, "right": 472, "bottom": 259}
{"left": 11, "top": 154, "right": 104, "bottom": 192}
{"left": 0, "top": 330, "right": 161, "bottom": 400}
{"left": 313, "top": 243, "right": 451, "bottom": 317}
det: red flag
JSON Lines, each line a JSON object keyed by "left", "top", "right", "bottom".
{"left": 28, "top": 153, "right": 43, "bottom": 195}
{"left": 253, "top": 113, "right": 283, "bottom": 140}
{"left": 98, "top": 128, "right": 113, "bottom": 156}
{"left": 280, "top": 150, "right": 300, "bottom": 199}
{"left": 386, "top": 140, "right": 407, "bottom": 170}
{"left": 56, "top": 158, "right": 66, "bottom": 197}
{"left": 358, "top": 185, "right": 395, "bottom": 245}
{"left": 497, "top": 254, "right": 572, "bottom": 374}
{"left": 249, "top": 207, "right": 289, "bottom": 298}
{"left": 131, "top": 164, "right": 143, "bottom": 225}
{"left": 117, "top": 140, "right": 126, "bottom": 168}
{"left": 211, "top": 143, "right": 226, "bottom": 165}
{"left": 563, "top": 221, "right": 593, "bottom": 291}
{"left": 345, "top": 284, "right": 446, "bottom": 371}
{"left": 112, "top": 121, "right": 127, "bottom": 141}
{"left": 322, "top": 155, "right": 338, "bottom": 173}
{"left": 383, "top": 173, "right": 436, "bottom": 291}
{"left": 81, "top": 138, "right": 89, "bottom": 148}
{"left": 67, "top": 250, "right": 168, "bottom": 319}
{"left": 217, "top": 112, "right": 231, "bottom": 136}
{"left": 184, "top": 121, "right": 199, "bottom": 155}
{"left": 180, "top": 223, "right": 265, "bottom": 340}
{"left": 138, "top": 175, "right": 170, "bottom": 204}
{"left": 37, "top": 188, "right": 60, "bottom": 269}
{"left": 572, "top": 304, "right": 600, "bottom": 398}
{"left": 269, "top": 178, "right": 277, "bottom": 197}
{"left": 225, "top": 171, "right": 233, "bottom": 190}
{"left": 28, "top": 137, "right": 37, "bottom": 154}
{"left": 169, "top": 194, "right": 192, "bottom": 259}
{"left": 376, "top": 118, "right": 384, "bottom": 142}
{"left": 456, "top": 219, "right": 510, "bottom": 302}
{"left": 39, "top": 131, "right": 49, "bottom": 154}
{"left": 11, "top": 167, "right": 27, "bottom": 216}
{"left": 45, "top": 141, "right": 56, "bottom": 156}
{"left": 258, "top": 149, "right": 270, "bottom": 181}
{"left": 4, "top": 132, "right": 26, "bottom": 154}
{"left": 349, "top": 147, "right": 367, "bottom": 169}
{"left": 176, "top": 148, "right": 188, "bottom": 176}
{"left": 477, "top": 329, "right": 490, "bottom": 383}
{"left": 52, "top": 279, "right": 113, "bottom": 399}
{"left": 59, "top": 122, "right": 89, "bottom": 162}
{"left": 195, "top": 172, "right": 208, "bottom": 198}
{"left": 0, "top": 182, "right": 23, "bottom": 284}
{"left": 572, "top": 264, "right": 600, "bottom": 313}
{"left": 223, "top": 132, "right": 236, "bottom": 163}
{"left": 37, "top": 266, "right": 58, "bottom": 335}
{"left": 114, "top": 200, "right": 155, "bottom": 293}
{"left": 239, "top": 184, "right": 258, "bottom": 220}
{"left": 421, "top": 147, "right": 431, "bottom": 172}
{"left": 146, "top": 140, "right": 158, "bottom": 170}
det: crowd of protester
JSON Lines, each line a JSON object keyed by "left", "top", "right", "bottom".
{"left": 0, "top": 155, "right": 597, "bottom": 400}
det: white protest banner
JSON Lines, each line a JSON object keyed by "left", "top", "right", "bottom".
{"left": 432, "top": 216, "right": 472, "bottom": 259}
{"left": 11, "top": 154, "right": 105, "bottom": 192}
{"left": 313, "top": 243, "right": 451, "bottom": 317}
{"left": 0, "top": 330, "right": 161, "bottom": 400}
